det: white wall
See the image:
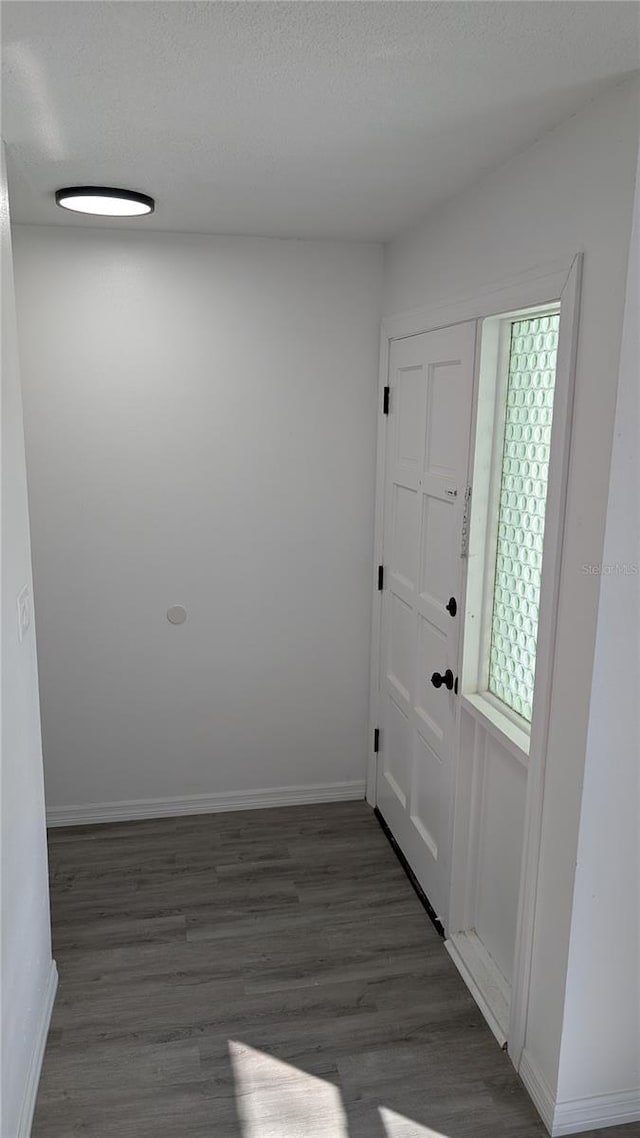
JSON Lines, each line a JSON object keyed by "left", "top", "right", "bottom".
{"left": 1, "top": 146, "right": 54, "bottom": 1135}
{"left": 12, "top": 227, "right": 382, "bottom": 815}
{"left": 555, "top": 139, "right": 640, "bottom": 1116}
{"left": 383, "top": 74, "right": 639, "bottom": 1118}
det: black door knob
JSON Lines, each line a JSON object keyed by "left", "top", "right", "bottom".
{"left": 445, "top": 596, "right": 457, "bottom": 617}
{"left": 431, "top": 668, "right": 454, "bottom": 691}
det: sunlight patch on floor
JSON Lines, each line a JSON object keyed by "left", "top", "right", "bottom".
{"left": 229, "top": 1040, "right": 349, "bottom": 1138}
{"left": 379, "top": 1106, "right": 450, "bottom": 1138}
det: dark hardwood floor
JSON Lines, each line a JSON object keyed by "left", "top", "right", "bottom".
{"left": 33, "top": 801, "right": 634, "bottom": 1137}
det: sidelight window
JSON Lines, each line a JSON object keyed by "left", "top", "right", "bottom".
{"left": 487, "top": 313, "right": 559, "bottom": 722}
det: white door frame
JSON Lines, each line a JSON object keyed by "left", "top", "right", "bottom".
{"left": 367, "top": 253, "right": 582, "bottom": 1074}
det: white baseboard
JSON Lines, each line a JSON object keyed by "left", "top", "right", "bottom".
{"left": 519, "top": 1048, "right": 640, "bottom": 1136}
{"left": 445, "top": 929, "right": 510, "bottom": 1048}
{"left": 46, "top": 780, "right": 367, "bottom": 827}
{"left": 16, "top": 959, "right": 58, "bottom": 1138}
{"left": 519, "top": 1048, "right": 556, "bottom": 1133}
{"left": 552, "top": 1088, "right": 640, "bottom": 1136}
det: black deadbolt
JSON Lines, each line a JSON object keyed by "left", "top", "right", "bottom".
{"left": 445, "top": 596, "right": 457, "bottom": 617}
{"left": 431, "top": 668, "right": 454, "bottom": 691}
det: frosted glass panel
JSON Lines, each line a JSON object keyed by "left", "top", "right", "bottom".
{"left": 488, "top": 313, "right": 560, "bottom": 722}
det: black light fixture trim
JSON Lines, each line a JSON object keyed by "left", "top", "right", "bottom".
{"left": 55, "top": 186, "right": 155, "bottom": 215}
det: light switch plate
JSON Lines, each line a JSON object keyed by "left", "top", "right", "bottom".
{"left": 17, "top": 585, "right": 31, "bottom": 642}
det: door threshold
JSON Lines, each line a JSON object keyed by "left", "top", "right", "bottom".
{"left": 374, "top": 807, "right": 445, "bottom": 939}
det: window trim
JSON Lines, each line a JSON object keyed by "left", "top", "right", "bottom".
{"left": 461, "top": 691, "right": 530, "bottom": 764}
{"left": 477, "top": 317, "right": 512, "bottom": 696}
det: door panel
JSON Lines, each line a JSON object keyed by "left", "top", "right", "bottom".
{"left": 420, "top": 493, "right": 455, "bottom": 607}
{"left": 394, "top": 365, "right": 424, "bottom": 473}
{"left": 415, "top": 615, "right": 447, "bottom": 748}
{"left": 411, "top": 730, "right": 445, "bottom": 861}
{"left": 425, "top": 362, "right": 464, "bottom": 476}
{"left": 388, "top": 594, "right": 414, "bottom": 702}
{"left": 390, "top": 484, "right": 419, "bottom": 591}
{"left": 383, "top": 696, "right": 412, "bottom": 808}
{"left": 376, "top": 322, "right": 476, "bottom": 926}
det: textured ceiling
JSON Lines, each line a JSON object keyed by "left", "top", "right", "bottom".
{"left": 2, "top": 1, "right": 639, "bottom": 240}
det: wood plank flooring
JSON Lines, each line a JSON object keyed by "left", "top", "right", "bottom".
{"left": 33, "top": 802, "right": 633, "bottom": 1137}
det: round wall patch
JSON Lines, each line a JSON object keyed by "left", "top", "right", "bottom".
{"left": 167, "top": 605, "right": 187, "bottom": 625}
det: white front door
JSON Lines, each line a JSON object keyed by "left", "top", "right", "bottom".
{"left": 375, "top": 321, "right": 476, "bottom": 927}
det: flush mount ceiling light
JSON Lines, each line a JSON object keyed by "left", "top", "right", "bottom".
{"left": 55, "top": 186, "right": 154, "bottom": 217}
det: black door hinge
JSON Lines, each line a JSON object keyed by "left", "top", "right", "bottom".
{"left": 377, "top": 565, "right": 384, "bottom": 591}
{"left": 374, "top": 728, "right": 380, "bottom": 753}
{"left": 383, "top": 386, "right": 390, "bottom": 415}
